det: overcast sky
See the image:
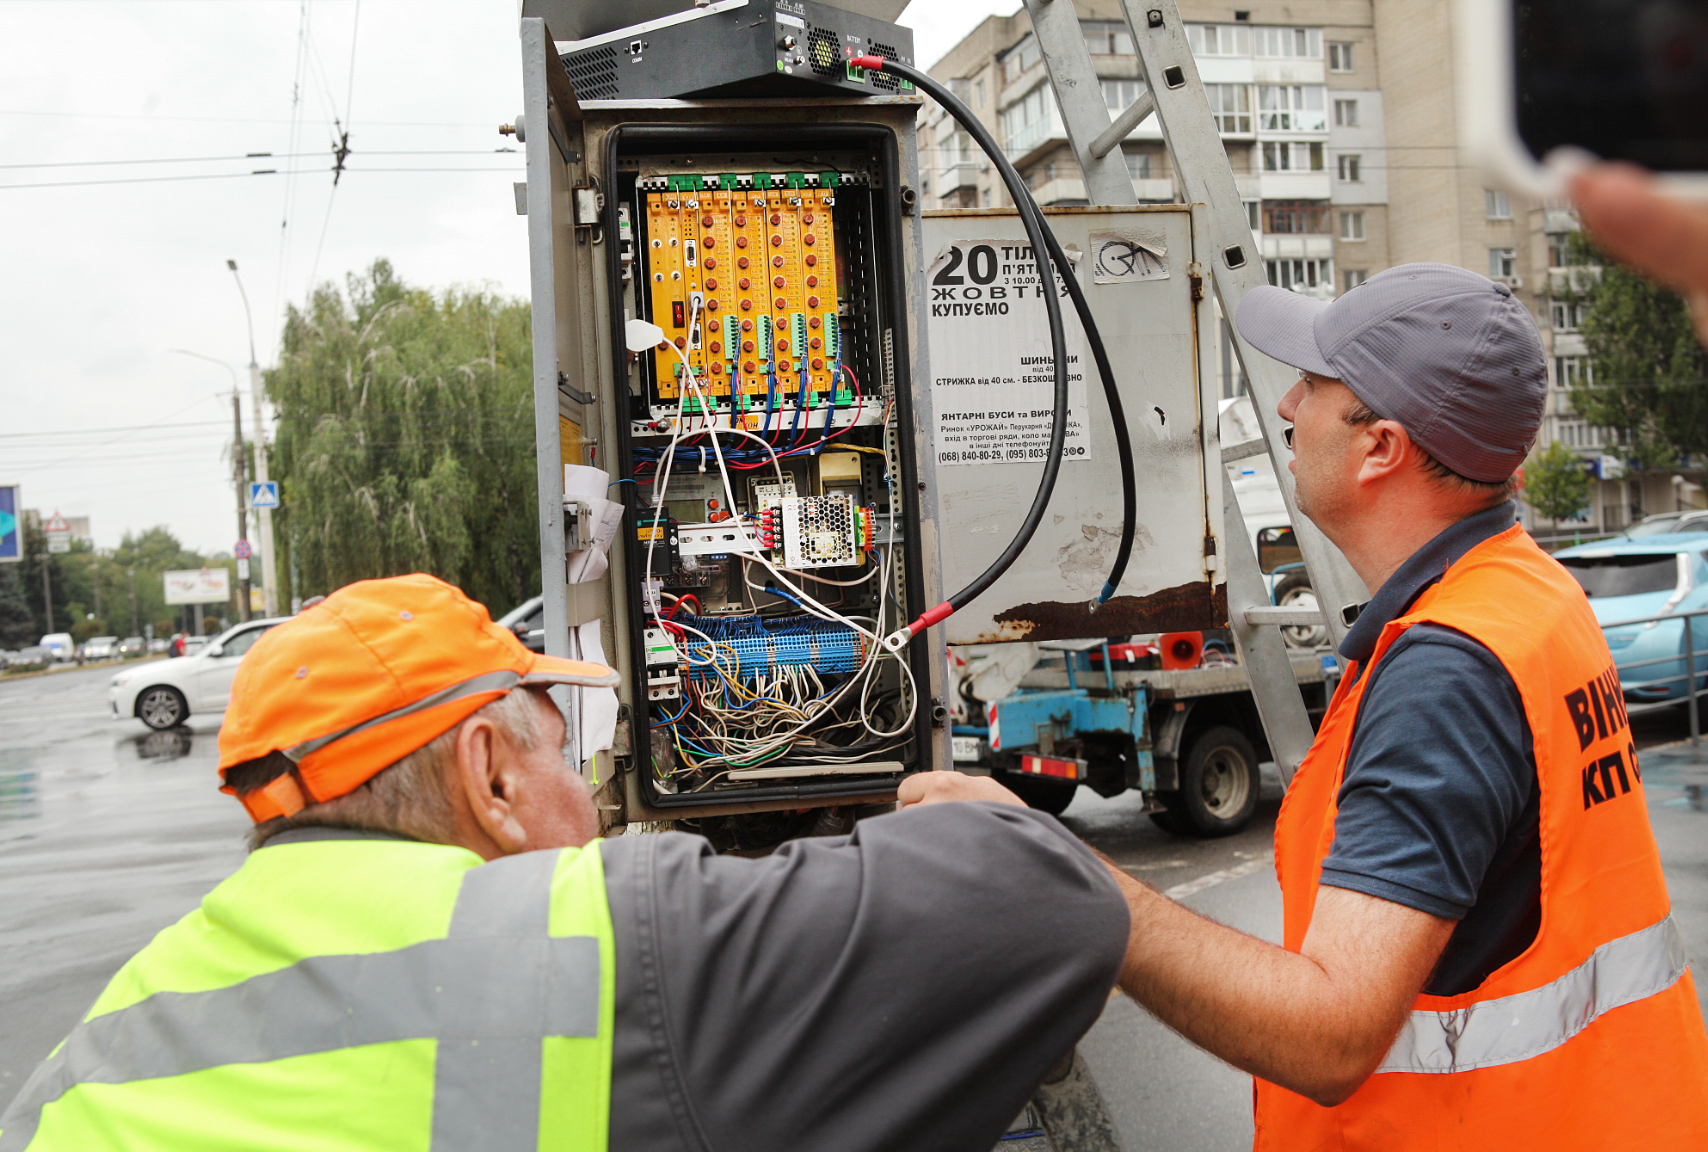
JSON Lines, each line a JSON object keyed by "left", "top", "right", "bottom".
{"left": 1, "top": 0, "right": 1019, "bottom": 555}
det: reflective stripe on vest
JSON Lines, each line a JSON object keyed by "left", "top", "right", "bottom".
{"left": 1377, "top": 914, "right": 1688, "bottom": 1075}
{"left": 0, "top": 850, "right": 597, "bottom": 1152}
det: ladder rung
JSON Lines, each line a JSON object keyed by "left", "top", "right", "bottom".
{"left": 1089, "top": 91, "right": 1158, "bottom": 159}
{"left": 1244, "top": 605, "right": 1324, "bottom": 627}
{"left": 1221, "top": 437, "right": 1267, "bottom": 464}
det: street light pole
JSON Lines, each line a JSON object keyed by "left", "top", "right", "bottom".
{"left": 228, "top": 260, "right": 278, "bottom": 617}
{"left": 169, "top": 349, "right": 250, "bottom": 623}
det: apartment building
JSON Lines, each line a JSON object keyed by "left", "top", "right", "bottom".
{"left": 919, "top": 1, "right": 1694, "bottom": 531}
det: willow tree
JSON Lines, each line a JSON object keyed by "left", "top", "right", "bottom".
{"left": 267, "top": 260, "right": 541, "bottom": 615}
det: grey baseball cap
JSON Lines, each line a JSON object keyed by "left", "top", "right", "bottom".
{"left": 1234, "top": 262, "right": 1547, "bottom": 482}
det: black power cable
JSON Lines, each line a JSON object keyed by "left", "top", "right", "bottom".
{"left": 858, "top": 54, "right": 1071, "bottom": 651}
{"left": 856, "top": 55, "right": 1138, "bottom": 652}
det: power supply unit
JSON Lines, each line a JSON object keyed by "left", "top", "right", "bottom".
{"left": 554, "top": 0, "right": 917, "bottom": 102}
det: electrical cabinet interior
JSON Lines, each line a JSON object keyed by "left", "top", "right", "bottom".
{"left": 607, "top": 124, "right": 934, "bottom": 813}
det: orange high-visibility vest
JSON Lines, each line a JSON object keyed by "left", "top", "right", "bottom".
{"left": 1255, "top": 524, "right": 1708, "bottom": 1150}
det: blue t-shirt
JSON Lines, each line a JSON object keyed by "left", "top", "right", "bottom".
{"left": 1320, "top": 502, "right": 1542, "bottom": 996}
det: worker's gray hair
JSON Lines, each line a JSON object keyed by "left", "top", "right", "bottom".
{"left": 232, "top": 687, "right": 549, "bottom": 851}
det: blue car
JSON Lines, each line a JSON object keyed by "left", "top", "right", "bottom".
{"left": 1552, "top": 534, "right": 1708, "bottom": 705}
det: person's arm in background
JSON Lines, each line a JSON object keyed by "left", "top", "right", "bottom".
{"left": 1570, "top": 162, "right": 1708, "bottom": 346}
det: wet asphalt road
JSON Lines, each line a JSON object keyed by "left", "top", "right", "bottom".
{"left": 3, "top": 663, "right": 1706, "bottom": 1150}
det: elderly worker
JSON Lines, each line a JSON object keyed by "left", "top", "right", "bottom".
{"left": 913, "top": 263, "right": 1708, "bottom": 1149}
{"left": 0, "top": 574, "right": 1126, "bottom": 1152}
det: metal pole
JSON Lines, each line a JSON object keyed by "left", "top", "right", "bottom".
{"left": 92, "top": 550, "right": 100, "bottom": 627}
{"left": 41, "top": 540, "right": 52, "bottom": 636}
{"left": 1687, "top": 614, "right": 1700, "bottom": 749}
{"left": 232, "top": 391, "right": 251, "bottom": 622}
{"left": 229, "top": 260, "right": 279, "bottom": 617}
{"left": 129, "top": 567, "right": 138, "bottom": 637}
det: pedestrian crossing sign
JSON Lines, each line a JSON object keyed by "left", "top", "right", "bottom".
{"left": 249, "top": 481, "right": 279, "bottom": 509}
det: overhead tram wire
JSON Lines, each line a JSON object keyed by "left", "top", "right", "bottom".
{"left": 850, "top": 54, "right": 1139, "bottom": 649}
{"left": 308, "top": 0, "right": 364, "bottom": 292}
{"left": 0, "top": 149, "right": 518, "bottom": 171}
{"left": 0, "top": 166, "right": 523, "bottom": 191}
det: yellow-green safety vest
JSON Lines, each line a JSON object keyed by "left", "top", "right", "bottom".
{"left": 0, "top": 834, "right": 616, "bottom": 1151}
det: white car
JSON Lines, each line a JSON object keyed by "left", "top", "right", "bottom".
{"left": 109, "top": 618, "right": 285, "bottom": 730}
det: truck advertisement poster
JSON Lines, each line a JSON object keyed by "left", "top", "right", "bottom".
{"left": 927, "top": 239, "right": 1092, "bottom": 468}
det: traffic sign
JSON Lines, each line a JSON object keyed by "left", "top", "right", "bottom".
{"left": 249, "top": 481, "right": 279, "bottom": 509}
{"left": 44, "top": 511, "right": 70, "bottom": 554}
{"left": 0, "top": 485, "right": 19, "bottom": 563}
{"left": 234, "top": 539, "right": 253, "bottom": 559}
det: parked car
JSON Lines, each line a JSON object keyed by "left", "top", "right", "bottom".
{"left": 9, "top": 647, "right": 50, "bottom": 670}
{"left": 109, "top": 618, "right": 286, "bottom": 729}
{"left": 147, "top": 638, "right": 170, "bottom": 654}
{"left": 1626, "top": 510, "right": 1708, "bottom": 539}
{"left": 39, "top": 633, "right": 75, "bottom": 663}
{"left": 1553, "top": 534, "right": 1708, "bottom": 704}
{"left": 82, "top": 636, "right": 119, "bottom": 661}
{"left": 496, "top": 596, "right": 546, "bottom": 653}
{"left": 182, "top": 635, "right": 210, "bottom": 657}
{"left": 117, "top": 636, "right": 147, "bottom": 658}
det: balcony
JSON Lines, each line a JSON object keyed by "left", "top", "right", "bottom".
{"left": 1030, "top": 176, "right": 1088, "bottom": 206}
{"left": 1005, "top": 116, "right": 1066, "bottom": 166}
{"left": 1258, "top": 171, "right": 1332, "bottom": 200}
{"left": 939, "top": 159, "right": 980, "bottom": 194}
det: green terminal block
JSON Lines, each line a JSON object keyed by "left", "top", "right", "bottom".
{"left": 833, "top": 388, "right": 853, "bottom": 404}
{"left": 685, "top": 396, "right": 717, "bottom": 416}
{"left": 819, "top": 171, "right": 841, "bottom": 189}
{"left": 673, "top": 362, "right": 684, "bottom": 379}
{"left": 899, "top": 77, "right": 914, "bottom": 92}
{"left": 719, "top": 173, "right": 741, "bottom": 190}
{"left": 757, "top": 315, "right": 773, "bottom": 362}
{"left": 823, "top": 314, "right": 840, "bottom": 360}
{"left": 723, "top": 314, "right": 740, "bottom": 361}
{"left": 753, "top": 173, "right": 773, "bottom": 191}
{"left": 845, "top": 62, "right": 866, "bottom": 83}
{"left": 785, "top": 172, "right": 806, "bottom": 190}
{"left": 790, "top": 313, "right": 807, "bottom": 362}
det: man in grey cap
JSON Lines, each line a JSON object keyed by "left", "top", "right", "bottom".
{"left": 909, "top": 261, "right": 1708, "bottom": 1146}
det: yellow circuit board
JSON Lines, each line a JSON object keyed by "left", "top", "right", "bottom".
{"left": 644, "top": 180, "right": 842, "bottom": 405}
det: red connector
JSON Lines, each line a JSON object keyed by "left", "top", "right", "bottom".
{"left": 849, "top": 54, "right": 887, "bottom": 71}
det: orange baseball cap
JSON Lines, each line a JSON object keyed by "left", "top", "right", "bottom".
{"left": 218, "top": 574, "right": 618, "bottom": 823}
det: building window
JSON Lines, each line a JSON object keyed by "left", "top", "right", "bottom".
{"left": 982, "top": 187, "right": 992, "bottom": 208}
{"left": 1328, "top": 41, "right": 1354, "bottom": 72}
{"left": 1083, "top": 20, "right": 1134, "bottom": 56}
{"left": 1102, "top": 78, "right": 1146, "bottom": 110}
{"left": 1490, "top": 247, "right": 1518, "bottom": 279}
{"left": 1343, "top": 268, "right": 1369, "bottom": 291}
{"left": 1002, "top": 34, "right": 1041, "bottom": 85}
{"left": 1551, "top": 300, "right": 1586, "bottom": 331}
{"left": 1187, "top": 23, "right": 1253, "bottom": 56}
{"left": 1337, "top": 153, "right": 1362, "bottom": 182}
{"left": 1548, "top": 232, "right": 1574, "bottom": 267}
{"left": 948, "top": 78, "right": 971, "bottom": 103}
{"left": 1486, "top": 189, "right": 1511, "bottom": 219}
{"left": 1000, "top": 84, "right": 1054, "bottom": 151}
{"left": 1245, "top": 199, "right": 1262, "bottom": 232}
{"left": 1257, "top": 85, "right": 1327, "bottom": 131}
{"left": 1253, "top": 26, "right": 1323, "bottom": 59}
{"left": 1263, "top": 141, "right": 1325, "bottom": 171}
{"left": 1555, "top": 355, "right": 1593, "bottom": 386}
{"left": 1125, "top": 150, "right": 1154, "bottom": 180}
{"left": 1333, "top": 98, "right": 1358, "bottom": 127}
{"left": 1339, "top": 209, "right": 1366, "bottom": 240}
{"left": 976, "top": 78, "right": 986, "bottom": 107}
{"left": 1206, "top": 83, "right": 1252, "bottom": 134}
{"left": 1266, "top": 257, "right": 1333, "bottom": 291}
{"left": 1264, "top": 200, "right": 1333, "bottom": 234}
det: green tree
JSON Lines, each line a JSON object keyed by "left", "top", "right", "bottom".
{"left": 1524, "top": 440, "right": 1593, "bottom": 532}
{"left": 0, "top": 563, "right": 33, "bottom": 648}
{"left": 1564, "top": 233, "right": 1708, "bottom": 475}
{"left": 267, "top": 260, "right": 540, "bottom": 616}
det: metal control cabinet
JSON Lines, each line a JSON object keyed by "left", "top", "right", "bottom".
{"left": 519, "top": 18, "right": 948, "bottom": 830}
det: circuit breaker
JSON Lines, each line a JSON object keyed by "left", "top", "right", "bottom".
{"left": 518, "top": 17, "right": 946, "bottom": 831}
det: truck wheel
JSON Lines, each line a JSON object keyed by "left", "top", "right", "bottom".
{"left": 1174, "top": 726, "right": 1259, "bottom": 837}
{"left": 1273, "top": 572, "right": 1328, "bottom": 650}
{"left": 137, "top": 686, "right": 189, "bottom": 731}
{"left": 1005, "top": 774, "right": 1078, "bottom": 816}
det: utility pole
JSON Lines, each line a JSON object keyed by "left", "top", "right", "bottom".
{"left": 228, "top": 260, "right": 278, "bottom": 616}
{"left": 129, "top": 567, "right": 138, "bottom": 637}
{"left": 92, "top": 550, "right": 100, "bottom": 628}
{"left": 232, "top": 390, "right": 252, "bottom": 622}
{"left": 41, "top": 536, "right": 52, "bottom": 636}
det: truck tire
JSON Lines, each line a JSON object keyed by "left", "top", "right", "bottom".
{"left": 1172, "top": 725, "right": 1259, "bottom": 837}
{"left": 1273, "top": 572, "right": 1328, "bottom": 650}
{"left": 1005, "top": 773, "right": 1078, "bottom": 816}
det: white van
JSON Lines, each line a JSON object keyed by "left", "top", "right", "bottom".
{"left": 39, "top": 633, "right": 76, "bottom": 663}
{"left": 1219, "top": 397, "right": 1328, "bottom": 650}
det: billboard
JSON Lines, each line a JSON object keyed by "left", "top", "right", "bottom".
{"left": 0, "top": 485, "right": 17, "bottom": 562}
{"left": 163, "top": 568, "right": 231, "bottom": 605}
